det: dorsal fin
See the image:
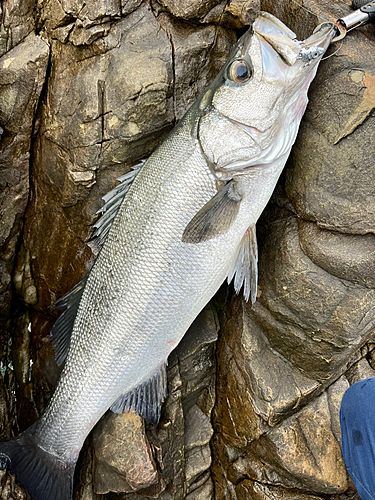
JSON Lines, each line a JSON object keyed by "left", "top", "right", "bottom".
{"left": 227, "top": 224, "right": 258, "bottom": 304}
{"left": 50, "top": 275, "right": 88, "bottom": 366}
{"left": 49, "top": 161, "right": 145, "bottom": 365}
{"left": 110, "top": 363, "right": 167, "bottom": 424}
{"left": 90, "top": 161, "right": 144, "bottom": 252}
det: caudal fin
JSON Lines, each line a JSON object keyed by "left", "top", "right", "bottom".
{"left": 0, "top": 430, "right": 74, "bottom": 500}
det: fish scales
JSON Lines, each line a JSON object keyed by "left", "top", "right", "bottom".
{"left": 0, "top": 12, "right": 336, "bottom": 500}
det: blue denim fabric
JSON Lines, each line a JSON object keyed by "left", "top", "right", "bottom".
{"left": 340, "top": 377, "right": 375, "bottom": 500}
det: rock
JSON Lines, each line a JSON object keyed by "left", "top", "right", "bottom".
{"left": 0, "top": 471, "right": 28, "bottom": 500}
{"left": 253, "top": 217, "right": 375, "bottom": 383}
{"left": 157, "top": 14, "right": 236, "bottom": 120}
{"left": 23, "top": 4, "right": 174, "bottom": 312}
{"left": 155, "top": 0, "right": 223, "bottom": 21}
{"left": 285, "top": 33, "right": 375, "bottom": 235}
{"left": 245, "top": 377, "right": 349, "bottom": 494}
{"left": 0, "top": 0, "right": 36, "bottom": 55}
{"left": 0, "top": 33, "right": 49, "bottom": 334}
{"left": 2, "top": 2, "right": 375, "bottom": 500}
{"left": 92, "top": 412, "right": 163, "bottom": 495}
{"left": 184, "top": 405, "right": 213, "bottom": 451}
{"left": 202, "top": 0, "right": 260, "bottom": 28}
{"left": 186, "top": 478, "right": 214, "bottom": 500}
{"left": 298, "top": 221, "right": 375, "bottom": 289}
{"left": 235, "top": 480, "right": 326, "bottom": 500}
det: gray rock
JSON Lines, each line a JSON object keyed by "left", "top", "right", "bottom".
{"left": 186, "top": 477, "right": 214, "bottom": 500}
{"left": 185, "top": 444, "right": 211, "bottom": 484}
{"left": 184, "top": 405, "right": 213, "bottom": 451}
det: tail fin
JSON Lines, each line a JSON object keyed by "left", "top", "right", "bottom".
{"left": 0, "top": 430, "right": 75, "bottom": 500}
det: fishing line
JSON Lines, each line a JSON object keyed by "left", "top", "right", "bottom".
{"left": 289, "top": 0, "right": 333, "bottom": 24}
{"left": 321, "top": 38, "right": 344, "bottom": 59}
{"left": 288, "top": 0, "right": 350, "bottom": 58}
{"left": 288, "top": 0, "right": 353, "bottom": 25}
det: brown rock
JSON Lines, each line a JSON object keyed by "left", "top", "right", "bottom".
{"left": 0, "top": 471, "right": 28, "bottom": 500}
{"left": 235, "top": 480, "right": 326, "bottom": 500}
{"left": 0, "top": 33, "right": 49, "bottom": 333}
{"left": 92, "top": 411, "right": 162, "bottom": 494}
{"left": 0, "top": 0, "right": 36, "bottom": 55}
{"left": 253, "top": 216, "right": 375, "bottom": 382}
{"left": 298, "top": 221, "right": 375, "bottom": 289}
{"left": 245, "top": 377, "right": 349, "bottom": 494}
{"left": 285, "top": 34, "right": 375, "bottom": 235}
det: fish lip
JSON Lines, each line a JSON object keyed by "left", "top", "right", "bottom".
{"left": 302, "top": 22, "right": 336, "bottom": 51}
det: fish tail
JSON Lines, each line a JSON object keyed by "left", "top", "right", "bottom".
{"left": 0, "top": 429, "right": 74, "bottom": 500}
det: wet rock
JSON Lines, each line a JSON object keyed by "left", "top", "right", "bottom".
{"left": 0, "top": 471, "right": 28, "bottom": 500}
{"left": 245, "top": 377, "right": 349, "bottom": 494}
{"left": 0, "top": 0, "right": 36, "bottom": 55}
{"left": 298, "top": 221, "right": 375, "bottom": 289}
{"left": 2, "top": 2, "right": 375, "bottom": 500}
{"left": 285, "top": 34, "right": 375, "bottom": 235}
{"left": 92, "top": 412, "right": 163, "bottom": 495}
{"left": 0, "top": 33, "right": 49, "bottom": 334}
{"left": 235, "top": 480, "right": 326, "bottom": 500}
{"left": 253, "top": 217, "right": 375, "bottom": 383}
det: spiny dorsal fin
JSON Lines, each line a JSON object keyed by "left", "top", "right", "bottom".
{"left": 182, "top": 180, "right": 242, "bottom": 244}
{"left": 90, "top": 161, "right": 144, "bottom": 252}
{"left": 227, "top": 224, "right": 258, "bottom": 303}
{"left": 50, "top": 275, "right": 88, "bottom": 366}
{"left": 49, "top": 162, "right": 145, "bottom": 366}
{"left": 110, "top": 363, "right": 167, "bottom": 424}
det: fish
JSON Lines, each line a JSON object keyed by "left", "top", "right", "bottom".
{"left": 0, "top": 12, "right": 335, "bottom": 500}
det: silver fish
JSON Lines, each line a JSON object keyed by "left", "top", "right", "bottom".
{"left": 0, "top": 12, "right": 335, "bottom": 500}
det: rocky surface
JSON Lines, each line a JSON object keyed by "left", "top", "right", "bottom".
{"left": 0, "top": 0, "right": 374, "bottom": 499}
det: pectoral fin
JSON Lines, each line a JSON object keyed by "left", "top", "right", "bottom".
{"left": 182, "top": 180, "right": 242, "bottom": 244}
{"left": 227, "top": 224, "right": 258, "bottom": 303}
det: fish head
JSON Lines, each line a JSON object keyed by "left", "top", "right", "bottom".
{"left": 197, "top": 12, "right": 335, "bottom": 175}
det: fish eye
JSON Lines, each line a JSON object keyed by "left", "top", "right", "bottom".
{"left": 228, "top": 59, "right": 252, "bottom": 84}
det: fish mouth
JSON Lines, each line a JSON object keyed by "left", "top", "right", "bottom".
{"left": 253, "top": 12, "right": 335, "bottom": 66}
{"left": 301, "top": 22, "right": 336, "bottom": 53}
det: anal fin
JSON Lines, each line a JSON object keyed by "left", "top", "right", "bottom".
{"left": 227, "top": 224, "right": 258, "bottom": 304}
{"left": 110, "top": 363, "right": 167, "bottom": 424}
